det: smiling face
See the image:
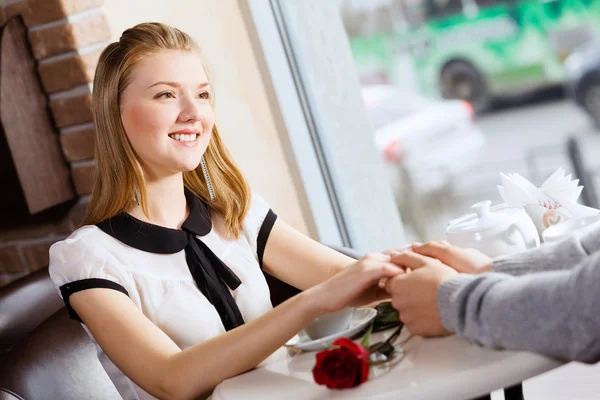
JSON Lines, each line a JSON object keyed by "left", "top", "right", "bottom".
{"left": 119, "top": 50, "right": 215, "bottom": 180}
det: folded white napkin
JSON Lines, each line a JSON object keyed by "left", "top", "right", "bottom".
{"left": 497, "top": 168, "right": 599, "bottom": 234}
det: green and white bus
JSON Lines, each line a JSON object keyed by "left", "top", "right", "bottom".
{"left": 348, "top": 0, "right": 600, "bottom": 111}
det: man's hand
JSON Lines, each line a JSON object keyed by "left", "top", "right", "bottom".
{"left": 385, "top": 251, "right": 457, "bottom": 337}
{"left": 411, "top": 241, "right": 492, "bottom": 274}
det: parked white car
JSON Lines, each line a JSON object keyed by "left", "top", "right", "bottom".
{"left": 362, "top": 85, "right": 486, "bottom": 239}
{"left": 363, "top": 85, "right": 485, "bottom": 191}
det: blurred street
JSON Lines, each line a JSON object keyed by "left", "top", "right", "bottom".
{"left": 451, "top": 90, "right": 598, "bottom": 215}
{"left": 480, "top": 92, "right": 592, "bottom": 166}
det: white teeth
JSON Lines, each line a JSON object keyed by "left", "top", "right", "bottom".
{"left": 172, "top": 134, "right": 197, "bottom": 142}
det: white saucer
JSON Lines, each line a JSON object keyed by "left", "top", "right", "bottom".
{"left": 285, "top": 308, "right": 377, "bottom": 352}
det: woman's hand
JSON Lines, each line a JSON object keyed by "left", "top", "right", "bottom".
{"left": 306, "top": 253, "right": 404, "bottom": 314}
{"left": 411, "top": 241, "right": 492, "bottom": 274}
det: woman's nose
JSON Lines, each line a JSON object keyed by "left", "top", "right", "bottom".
{"left": 179, "top": 97, "right": 206, "bottom": 122}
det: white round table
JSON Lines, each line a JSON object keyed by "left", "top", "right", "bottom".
{"left": 212, "top": 328, "right": 564, "bottom": 400}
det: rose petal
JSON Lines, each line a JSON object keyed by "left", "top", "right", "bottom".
{"left": 332, "top": 338, "right": 370, "bottom": 361}
{"left": 313, "top": 345, "right": 370, "bottom": 389}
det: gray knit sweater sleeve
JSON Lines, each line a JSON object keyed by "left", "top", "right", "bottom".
{"left": 491, "top": 224, "right": 600, "bottom": 276}
{"left": 437, "top": 251, "right": 600, "bottom": 363}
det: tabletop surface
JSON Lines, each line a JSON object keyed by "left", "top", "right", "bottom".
{"left": 212, "top": 328, "right": 564, "bottom": 400}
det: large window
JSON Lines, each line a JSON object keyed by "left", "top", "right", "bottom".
{"left": 242, "top": 0, "right": 407, "bottom": 251}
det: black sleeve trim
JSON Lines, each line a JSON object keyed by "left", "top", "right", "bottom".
{"left": 59, "top": 278, "right": 129, "bottom": 323}
{"left": 257, "top": 209, "right": 277, "bottom": 269}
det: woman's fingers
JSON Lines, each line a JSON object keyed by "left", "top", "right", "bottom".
{"left": 378, "top": 277, "right": 389, "bottom": 289}
{"left": 366, "top": 261, "right": 405, "bottom": 288}
{"left": 371, "top": 288, "right": 393, "bottom": 303}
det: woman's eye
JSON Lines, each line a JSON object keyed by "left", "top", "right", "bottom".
{"left": 198, "top": 92, "right": 210, "bottom": 100}
{"left": 157, "top": 92, "right": 175, "bottom": 99}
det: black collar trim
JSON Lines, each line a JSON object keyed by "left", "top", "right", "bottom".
{"left": 96, "top": 188, "right": 212, "bottom": 254}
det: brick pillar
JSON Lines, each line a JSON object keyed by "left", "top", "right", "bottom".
{"left": 24, "top": 0, "right": 109, "bottom": 197}
{"left": 0, "top": 0, "right": 109, "bottom": 286}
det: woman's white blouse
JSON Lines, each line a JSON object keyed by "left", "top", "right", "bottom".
{"left": 48, "top": 192, "right": 276, "bottom": 400}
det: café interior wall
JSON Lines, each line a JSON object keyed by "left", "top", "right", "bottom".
{"left": 102, "top": 0, "right": 311, "bottom": 235}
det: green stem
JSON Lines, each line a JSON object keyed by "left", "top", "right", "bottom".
{"left": 360, "top": 320, "right": 374, "bottom": 348}
{"left": 367, "top": 325, "right": 403, "bottom": 355}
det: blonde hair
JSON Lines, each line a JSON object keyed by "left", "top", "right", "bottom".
{"left": 82, "top": 22, "right": 250, "bottom": 238}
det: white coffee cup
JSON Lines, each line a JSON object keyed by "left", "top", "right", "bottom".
{"left": 303, "top": 308, "right": 354, "bottom": 340}
{"left": 542, "top": 215, "right": 600, "bottom": 244}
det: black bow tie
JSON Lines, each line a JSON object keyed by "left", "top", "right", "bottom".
{"left": 97, "top": 188, "right": 245, "bottom": 331}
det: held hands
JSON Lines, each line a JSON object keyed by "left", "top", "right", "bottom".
{"left": 309, "top": 253, "right": 404, "bottom": 315}
{"left": 376, "top": 242, "right": 492, "bottom": 337}
{"left": 411, "top": 241, "right": 492, "bottom": 274}
{"left": 384, "top": 251, "right": 458, "bottom": 337}
{"left": 308, "top": 242, "right": 492, "bottom": 336}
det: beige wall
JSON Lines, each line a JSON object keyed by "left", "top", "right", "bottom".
{"left": 102, "top": 0, "right": 310, "bottom": 235}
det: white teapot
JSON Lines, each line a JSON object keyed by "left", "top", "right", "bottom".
{"left": 446, "top": 200, "right": 540, "bottom": 258}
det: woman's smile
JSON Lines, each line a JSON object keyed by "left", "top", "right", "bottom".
{"left": 169, "top": 129, "right": 202, "bottom": 146}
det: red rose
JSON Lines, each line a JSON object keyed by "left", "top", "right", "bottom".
{"left": 312, "top": 338, "right": 370, "bottom": 389}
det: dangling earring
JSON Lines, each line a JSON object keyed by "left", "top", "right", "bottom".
{"left": 200, "top": 156, "right": 215, "bottom": 201}
{"left": 133, "top": 188, "right": 140, "bottom": 206}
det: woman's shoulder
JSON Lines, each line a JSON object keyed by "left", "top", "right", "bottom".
{"left": 49, "top": 224, "right": 134, "bottom": 291}
{"left": 244, "top": 191, "right": 272, "bottom": 223}
{"left": 50, "top": 225, "right": 110, "bottom": 254}
{"left": 49, "top": 225, "right": 118, "bottom": 280}
{"left": 238, "top": 191, "right": 277, "bottom": 257}
{"left": 240, "top": 191, "right": 270, "bottom": 230}
{"left": 65, "top": 224, "right": 103, "bottom": 240}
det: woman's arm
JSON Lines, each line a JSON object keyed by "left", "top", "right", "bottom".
{"left": 70, "top": 254, "right": 401, "bottom": 399}
{"left": 262, "top": 219, "right": 357, "bottom": 290}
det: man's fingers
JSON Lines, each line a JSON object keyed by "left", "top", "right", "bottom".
{"left": 412, "top": 241, "right": 451, "bottom": 260}
{"left": 384, "top": 273, "right": 411, "bottom": 300}
{"left": 389, "top": 251, "right": 432, "bottom": 270}
{"left": 363, "top": 252, "right": 391, "bottom": 262}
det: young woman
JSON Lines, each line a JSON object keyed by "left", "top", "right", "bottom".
{"left": 49, "top": 22, "right": 403, "bottom": 400}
